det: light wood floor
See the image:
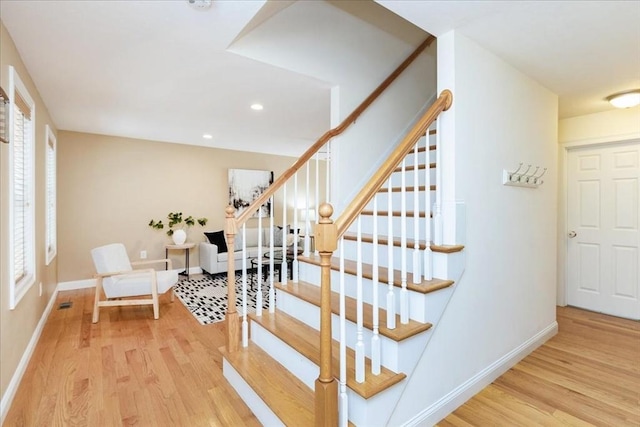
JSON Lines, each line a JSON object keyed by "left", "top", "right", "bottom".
{"left": 3, "top": 285, "right": 260, "bottom": 427}
{"left": 3, "top": 283, "right": 639, "bottom": 426}
{"left": 438, "top": 306, "right": 640, "bottom": 426}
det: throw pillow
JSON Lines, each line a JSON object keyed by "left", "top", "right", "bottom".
{"left": 204, "top": 230, "right": 227, "bottom": 253}
{"left": 234, "top": 233, "right": 243, "bottom": 252}
{"left": 273, "top": 225, "right": 289, "bottom": 247}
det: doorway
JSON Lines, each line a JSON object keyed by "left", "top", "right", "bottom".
{"left": 566, "top": 140, "right": 639, "bottom": 320}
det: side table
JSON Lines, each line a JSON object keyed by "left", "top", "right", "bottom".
{"left": 165, "top": 242, "right": 196, "bottom": 279}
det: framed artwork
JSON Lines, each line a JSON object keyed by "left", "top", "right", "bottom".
{"left": 228, "top": 169, "right": 274, "bottom": 218}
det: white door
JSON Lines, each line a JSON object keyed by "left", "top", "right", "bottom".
{"left": 567, "top": 141, "right": 640, "bottom": 320}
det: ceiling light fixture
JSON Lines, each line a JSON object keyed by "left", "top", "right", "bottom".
{"left": 202, "top": 134, "right": 213, "bottom": 139}
{"left": 606, "top": 89, "right": 640, "bottom": 109}
{"left": 250, "top": 103, "right": 264, "bottom": 111}
{"left": 187, "top": 0, "right": 212, "bottom": 11}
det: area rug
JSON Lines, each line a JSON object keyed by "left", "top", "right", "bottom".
{"left": 173, "top": 272, "right": 271, "bottom": 325}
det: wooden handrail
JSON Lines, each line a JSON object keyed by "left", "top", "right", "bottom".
{"left": 234, "top": 35, "right": 436, "bottom": 226}
{"left": 334, "top": 89, "right": 453, "bottom": 236}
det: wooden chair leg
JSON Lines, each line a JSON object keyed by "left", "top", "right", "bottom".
{"left": 151, "top": 273, "right": 159, "bottom": 319}
{"left": 92, "top": 277, "right": 103, "bottom": 323}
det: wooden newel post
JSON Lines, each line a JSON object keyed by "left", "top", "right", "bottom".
{"left": 225, "top": 205, "right": 239, "bottom": 353}
{"left": 314, "top": 203, "right": 338, "bottom": 427}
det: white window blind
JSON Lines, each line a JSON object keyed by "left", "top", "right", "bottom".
{"left": 45, "top": 125, "right": 57, "bottom": 265}
{"left": 9, "top": 66, "right": 36, "bottom": 309}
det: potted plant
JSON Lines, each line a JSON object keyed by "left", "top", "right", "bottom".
{"left": 149, "top": 212, "right": 208, "bottom": 244}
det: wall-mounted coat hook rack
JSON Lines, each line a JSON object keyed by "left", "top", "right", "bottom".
{"left": 503, "top": 163, "right": 546, "bottom": 188}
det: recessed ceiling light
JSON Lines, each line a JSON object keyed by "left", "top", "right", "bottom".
{"left": 202, "top": 134, "right": 213, "bottom": 139}
{"left": 607, "top": 90, "right": 640, "bottom": 109}
{"left": 250, "top": 103, "right": 264, "bottom": 111}
{"left": 187, "top": 0, "right": 212, "bottom": 11}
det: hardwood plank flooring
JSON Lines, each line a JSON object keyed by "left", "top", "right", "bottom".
{"left": 4, "top": 286, "right": 638, "bottom": 426}
{"left": 438, "top": 306, "right": 640, "bottom": 426}
{"left": 3, "top": 285, "right": 260, "bottom": 427}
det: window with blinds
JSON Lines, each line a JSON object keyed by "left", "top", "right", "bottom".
{"left": 45, "top": 125, "right": 57, "bottom": 265}
{"left": 0, "top": 87, "right": 8, "bottom": 144}
{"left": 9, "top": 66, "right": 36, "bottom": 309}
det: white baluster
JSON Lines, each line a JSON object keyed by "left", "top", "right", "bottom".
{"left": 241, "top": 224, "right": 248, "bottom": 347}
{"left": 355, "top": 216, "right": 365, "bottom": 383}
{"left": 424, "top": 130, "right": 433, "bottom": 281}
{"left": 269, "top": 196, "right": 275, "bottom": 313}
{"left": 400, "top": 159, "right": 409, "bottom": 325}
{"left": 292, "top": 173, "right": 299, "bottom": 282}
{"left": 303, "top": 163, "right": 311, "bottom": 257}
{"left": 256, "top": 209, "right": 263, "bottom": 317}
{"left": 325, "top": 142, "right": 331, "bottom": 206}
{"left": 315, "top": 152, "right": 320, "bottom": 256}
{"left": 386, "top": 183, "right": 396, "bottom": 330}
{"left": 434, "top": 119, "right": 443, "bottom": 245}
{"left": 371, "top": 198, "right": 381, "bottom": 375}
{"left": 338, "top": 238, "right": 348, "bottom": 427}
{"left": 412, "top": 142, "right": 422, "bottom": 283}
{"left": 281, "top": 184, "right": 288, "bottom": 284}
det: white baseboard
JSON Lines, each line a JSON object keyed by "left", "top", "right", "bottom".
{"left": 57, "top": 278, "right": 96, "bottom": 291}
{"left": 0, "top": 288, "right": 59, "bottom": 425}
{"left": 402, "top": 321, "right": 558, "bottom": 427}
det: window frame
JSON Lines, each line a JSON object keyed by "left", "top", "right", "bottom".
{"left": 8, "top": 66, "right": 36, "bottom": 309}
{"left": 45, "top": 124, "right": 57, "bottom": 265}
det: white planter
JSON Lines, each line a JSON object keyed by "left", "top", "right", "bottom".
{"left": 172, "top": 229, "right": 187, "bottom": 245}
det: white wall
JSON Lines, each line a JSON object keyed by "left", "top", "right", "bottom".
{"left": 388, "top": 31, "right": 559, "bottom": 425}
{"left": 332, "top": 43, "right": 437, "bottom": 214}
{"left": 559, "top": 106, "right": 640, "bottom": 144}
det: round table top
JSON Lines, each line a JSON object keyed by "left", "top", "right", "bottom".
{"left": 165, "top": 242, "right": 196, "bottom": 249}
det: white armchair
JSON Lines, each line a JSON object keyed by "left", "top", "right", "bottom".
{"left": 91, "top": 243, "right": 179, "bottom": 323}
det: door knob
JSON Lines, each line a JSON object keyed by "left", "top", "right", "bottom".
{"left": 568, "top": 231, "right": 577, "bottom": 238}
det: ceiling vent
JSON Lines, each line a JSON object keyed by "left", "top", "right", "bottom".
{"left": 187, "top": 0, "right": 212, "bottom": 11}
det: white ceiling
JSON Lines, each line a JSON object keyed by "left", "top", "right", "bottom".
{"left": 380, "top": 0, "right": 640, "bottom": 119}
{"left": 1, "top": 0, "right": 639, "bottom": 157}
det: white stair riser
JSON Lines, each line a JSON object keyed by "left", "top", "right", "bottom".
{"left": 250, "top": 320, "right": 405, "bottom": 427}
{"left": 222, "top": 359, "right": 285, "bottom": 427}
{"left": 337, "top": 241, "right": 465, "bottom": 280}
{"left": 386, "top": 168, "right": 436, "bottom": 187}
{"left": 340, "top": 240, "right": 429, "bottom": 274}
{"left": 395, "top": 147, "right": 436, "bottom": 168}
{"left": 366, "top": 190, "right": 434, "bottom": 212}
{"left": 356, "top": 215, "right": 432, "bottom": 240}
{"left": 348, "top": 385, "right": 405, "bottom": 427}
{"left": 298, "top": 263, "right": 431, "bottom": 323}
{"left": 251, "top": 321, "right": 318, "bottom": 389}
{"left": 275, "top": 289, "right": 429, "bottom": 373}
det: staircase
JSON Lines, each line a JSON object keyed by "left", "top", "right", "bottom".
{"left": 219, "top": 102, "right": 465, "bottom": 425}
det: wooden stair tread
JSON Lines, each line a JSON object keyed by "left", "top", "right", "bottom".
{"left": 249, "top": 310, "right": 407, "bottom": 399}
{"left": 394, "top": 162, "right": 436, "bottom": 172}
{"left": 220, "top": 343, "right": 314, "bottom": 426}
{"left": 361, "top": 210, "right": 431, "bottom": 218}
{"left": 298, "top": 255, "right": 454, "bottom": 294}
{"left": 380, "top": 185, "right": 436, "bottom": 192}
{"left": 343, "top": 232, "right": 465, "bottom": 254}
{"left": 275, "top": 281, "right": 432, "bottom": 342}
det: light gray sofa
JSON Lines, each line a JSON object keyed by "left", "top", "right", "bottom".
{"left": 199, "top": 227, "right": 292, "bottom": 275}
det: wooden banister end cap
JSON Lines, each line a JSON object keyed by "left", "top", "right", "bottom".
{"left": 318, "top": 203, "right": 333, "bottom": 222}
{"left": 441, "top": 89, "right": 453, "bottom": 111}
